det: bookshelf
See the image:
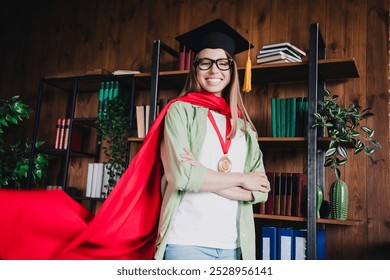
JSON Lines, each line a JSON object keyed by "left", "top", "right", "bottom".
{"left": 26, "top": 73, "right": 136, "bottom": 210}
{"left": 132, "top": 23, "right": 360, "bottom": 260}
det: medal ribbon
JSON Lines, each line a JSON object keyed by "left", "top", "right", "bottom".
{"left": 207, "top": 110, "right": 232, "bottom": 155}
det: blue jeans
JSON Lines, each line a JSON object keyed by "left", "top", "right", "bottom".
{"left": 163, "top": 244, "right": 241, "bottom": 260}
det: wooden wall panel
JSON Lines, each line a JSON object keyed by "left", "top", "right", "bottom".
{"left": 1, "top": 0, "right": 389, "bottom": 259}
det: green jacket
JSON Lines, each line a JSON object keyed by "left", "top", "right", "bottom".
{"left": 154, "top": 101, "right": 268, "bottom": 260}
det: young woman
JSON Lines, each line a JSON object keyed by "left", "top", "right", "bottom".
{"left": 154, "top": 43, "right": 270, "bottom": 260}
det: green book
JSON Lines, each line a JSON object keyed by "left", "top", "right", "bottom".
{"left": 112, "top": 81, "right": 119, "bottom": 99}
{"left": 271, "top": 98, "right": 277, "bottom": 137}
{"left": 289, "top": 97, "right": 296, "bottom": 137}
{"left": 276, "top": 98, "right": 281, "bottom": 137}
{"left": 295, "top": 97, "right": 303, "bottom": 136}
{"left": 98, "top": 82, "right": 105, "bottom": 117}
{"left": 286, "top": 98, "right": 291, "bottom": 137}
{"left": 103, "top": 81, "right": 110, "bottom": 114}
{"left": 108, "top": 81, "right": 114, "bottom": 101}
{"left": 280, "top": 98, "right": 286, "bottom": 137}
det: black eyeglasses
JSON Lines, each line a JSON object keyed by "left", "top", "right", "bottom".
{"left": 194, "top": 58, "right": 233, "bottom": 71}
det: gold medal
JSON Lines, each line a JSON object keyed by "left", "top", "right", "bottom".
{"left": 218, "top": 155, "right": 232, "bottom": 173}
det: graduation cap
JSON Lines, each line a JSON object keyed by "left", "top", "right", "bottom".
{"left": 175, "top": 18, "right": 253, "bottom": 56}
{"left": 175, "top": 19, "right": 254, "bottom": 92}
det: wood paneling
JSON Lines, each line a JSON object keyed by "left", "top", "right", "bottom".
{"left": 1, "top": 0, "right": 389, "bottom": 259}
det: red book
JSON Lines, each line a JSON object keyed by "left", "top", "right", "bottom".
{"left": 264, "top": 172, "right": 275, "bottom": 215}
{"left": 58, "top": 118, "right": 66, "bottom": 149}
{"left": 273, "top": 172, "right": 281, "bottom": 215}
{"left": 291, "top": 173, "right": 308, "bottom": 217}
{"left": 54, "top": 118, "right": 62, "bottom": 149}
{"left": 70, "top": 124, "right": 82, "bottom": 151}
{"left": 62, "top": 118, "right": 71, "bottom": 149}
{"left": 286, "top": 173, "right": 293, "bottom": 216}
{"left": 185, "top": 48, "right": 192, "bottom": 70}
{"left": 280, "top": 173, "right": 287, "bottom": 215}
{"left": 179, "top": 44, "right": 185, "bottom": 70}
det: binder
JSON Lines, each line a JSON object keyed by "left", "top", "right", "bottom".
{"left": 277, "top": 227, "right": 294, "bottom": 260}
{"left": 261, "top": 226, "right": 277, "bottom": 260}
{"left": 293, "top": 229, "right": 307, "bottom": 260}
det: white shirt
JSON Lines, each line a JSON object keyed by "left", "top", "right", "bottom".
{"left": 167, "top": 111, "right": 247, "bottom": 249}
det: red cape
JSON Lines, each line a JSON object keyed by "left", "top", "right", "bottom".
{"left": 0, "top": 91, "right": 231, "bottom": 259}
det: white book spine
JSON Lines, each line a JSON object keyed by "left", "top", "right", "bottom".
{"left": 86, "top": 163, "right": 94, "bottom": 197}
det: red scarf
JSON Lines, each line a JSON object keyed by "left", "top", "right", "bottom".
{"left": 0, "top": 91, "right": 233, "bottom": 260}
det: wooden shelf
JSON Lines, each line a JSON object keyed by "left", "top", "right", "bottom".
{"left": 253, "top": 214, "right": 363, "bottom": 226}
{"left": 133, "top": 57, "right": 359, "bottom": 90}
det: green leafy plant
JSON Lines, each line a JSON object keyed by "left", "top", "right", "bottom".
{"left": 312, "top": 89, "right": 381, "bottom": 180}
{"left": 97, "top": 97, "right": 131, "bottom": 196}
{"left": 0, "top": 95, "right": 48, "bottom": 188}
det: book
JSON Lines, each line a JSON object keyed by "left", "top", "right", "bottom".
{"left": 91, "top": 163, "right": 104, "bottom": 198}
{"left": 258, "top": 46, "right": 303, "bottom": 60}
{"left": 112, "top": 70, "right": 140, "bottom": 75}
{"left": 136, "top": 106, "right": 145, "bottom": 138}
{"left": 286, "top": 173, "right": 293, "bottom": 216}
{"left": 265, "top": 172, "right": 275, "bottom": 215}
{"left": 98, "top": 81, "right": 105, "bottom": 117}
{"left": 256, "top": 51, "right": 301, "bottom": 64}
{"left": 274, "top": 172, "right": 281, "bottom": 215}
{"left": 271, "top": 98, "right": 277, "bottom": 137}
{"left": 292, "top": 228, "right": 326, "bottom": 260}
{"left": 262, "top": 226, "right": 277, "bottom": 260}
{"left": 280, "top": 173, "right": 287, "bottom": 215}
{"left": 289, "top": 97, "right": 297, "bottom": 137}
{"left": 58, "top": 118, "right": 66, "bottom": 149}
{"left": 179, "top": 44, "right": 186, "bottom": 70}
{"left": 277, "top": 227, "right": 294, "bottom": 260}
{"left": 262, "top": 42, "right": 306, "bottom": 57}
{"left": 86, "top": 163, "right": 94, "bottom": 197}
{"left": 54, "top": 118, "right": 62, "bottom": 149}
{"left": 280, "top": 98, "right": 286, "bottom": 137}
{"left": 293, "top": 228, "right": 307, "bottom": 260}
{"left": 62, "top": 118, "right": 71, "bottom": 149}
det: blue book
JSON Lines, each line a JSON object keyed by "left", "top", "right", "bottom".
{"left": 262, "top": 226, "right": 277, "bottom": 260}
{"left": 316, "top": 228, "right": 326, "bottom": 260}
{"left": 277, "top": 227, "right": 294, "bottom": 260}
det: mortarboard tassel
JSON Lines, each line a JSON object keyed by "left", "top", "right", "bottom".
{"left": 242, "top": 42, "right": 252, "bottom": 93}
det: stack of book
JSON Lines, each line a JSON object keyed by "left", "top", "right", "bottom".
{"left": 271, "top": 97, "right": 308, "bottom": 137}
{"left": 54, "top": 118, "right": 82, "bottom": 150}
{"left": 86, "top": 163, "right": 118, "bottom": 199}
{"left": 98, "top": 81, "right": 120, "bottom": 117}
{"left": 256, "top": 42, "right": 306, "bottom": 64}
{"left": 256, "top": 172, "right": 308, "bottom": 217}
{"left": 178, "top": 44, "right": 195, "bottom": 70}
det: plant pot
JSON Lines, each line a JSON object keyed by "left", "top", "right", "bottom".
{"left": 330, "top": 180, "right": 348, "bottom": 220}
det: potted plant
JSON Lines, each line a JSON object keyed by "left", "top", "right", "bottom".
{"left": 312, "top": 89, "right": 381, "bottom": 220}
{"left": 97, "top": 95, "right": 131, "bottom": 196}
{"left": 0, "top": 95, "right": 48, "bottom": 189}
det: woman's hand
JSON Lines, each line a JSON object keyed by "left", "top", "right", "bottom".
{"left": 241, "top": 172, "right": 271, "bottom": 193}
{"left": 180, "top": 148, "right": 203, "bottom": 166}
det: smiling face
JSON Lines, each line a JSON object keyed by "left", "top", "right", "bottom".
{"left": 195, "top": 48, "right": 231, "bottom": 97}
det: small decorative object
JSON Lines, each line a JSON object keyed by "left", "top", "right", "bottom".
{"left": 312, "top": 89, "right": 381, "bottom": 220}
{"left": 329, "top": 180, "right": 348, "bottom": 220}
{"left": 316, "top": 185, "right": 323, "bottom": 218}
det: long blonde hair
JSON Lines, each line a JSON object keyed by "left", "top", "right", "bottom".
{"left": 179, "top": 51, "right": 256, "bottom": 138}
